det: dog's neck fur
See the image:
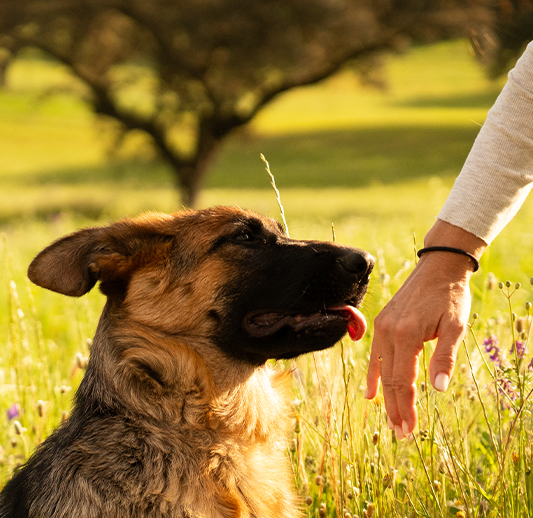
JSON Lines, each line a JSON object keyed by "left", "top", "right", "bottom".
{"left": 72, "top": 302, "right": 297, "bottom": 517}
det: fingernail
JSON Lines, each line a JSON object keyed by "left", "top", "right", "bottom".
{"left": 402, "top": 420, "right": 410, "bottom": 436}
{"left": 395, "top": 425, "right": 405, "bottom": 441}
{"left": 434, "top": 372, "right": 450, "bottom": 392}
{"left": 387, "top": 416, "right": 394, "bottom": 430}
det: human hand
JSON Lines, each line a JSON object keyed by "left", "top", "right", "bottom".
{"left": 365, "top": 221, "right": 486, "bottom": 439}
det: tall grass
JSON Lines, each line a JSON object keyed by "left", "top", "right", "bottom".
{"left": 1, "top": 197, "right": 532, "bottom": 517}
{"left": 263, "top": 165, "right": 533, "bottom": 517}
{"left": 288, "top": 274, "right": 533, "bottom": 517}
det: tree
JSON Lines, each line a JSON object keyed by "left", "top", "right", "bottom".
{"left": 471, "top": 0, "right": 533, "bottom": 78}
{"left": 0, "top": 0, "right": 510, "bottom": 205}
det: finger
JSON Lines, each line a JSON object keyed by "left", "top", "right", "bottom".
{"left": 384, "top": 324, "right": 423, "bottom": 435}
{"left": 371, "top": 311, "right": 405, "bottom": 430}
{"left": 365, "top": 336, "right": 382, "bottom": 399}
{"left": 378, "top": 336, "right": 400, "bottom": 427}
{"left": 429, "top": 320, "right": 466, "bottom": 392}
{"left": 393, "top": 353, "right": 420, "bottom": 435}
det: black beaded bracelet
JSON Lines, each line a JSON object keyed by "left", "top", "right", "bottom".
{"left": 417, "top": 246, "right": 480, "bottom": 273}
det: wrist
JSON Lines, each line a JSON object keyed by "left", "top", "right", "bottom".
{"left": 424, "top": 220, "right": 486, "bottom": 259}
{"left": 416, "top": 248, "right": 476, "bottom": 280}
{"left": 420, "top": 220, "right": 487, "bottom": 275}
{"left": 417, "top": 246, "right": 480, "bottom": 272}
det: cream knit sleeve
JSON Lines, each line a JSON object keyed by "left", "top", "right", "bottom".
{"left": 437, "top": 40, "right": 533, "bottom": 244}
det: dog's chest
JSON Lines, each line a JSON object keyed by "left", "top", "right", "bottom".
{"left": 171, "top": 369, "right": 298, "bottom": 517}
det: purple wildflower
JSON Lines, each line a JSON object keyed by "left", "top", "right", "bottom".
{"left": 484, "top": 335, "right": 499, "bottom": 349}
{"left": 7, "top": 403, "right": 20, "bottom": 421}
{"left": 497, "top": 378, "right": 517, "bottom": 404}
{"left": 484, "top": 335, "right": 503, "bottom": 366}
{"left": 509, "top": 340, "right": 527, "bottom": 360}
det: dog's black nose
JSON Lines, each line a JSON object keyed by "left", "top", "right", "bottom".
{"left": 337, "top": 249, "right": 374, "bottom": 280}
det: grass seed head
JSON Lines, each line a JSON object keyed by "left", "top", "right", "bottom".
{"left": 516, "top": 317, "right": 527, "bottom": 334}
{"left": 58, "top": 385, "right": 71, "bottom": 395}
{"left": 294, "top": 415, "right": 301, "bottom": 434}
{"left": 383, "top": 471, "right": 394, "bottom": 488}
{"left": 75, "top": 353, "right": 88, "bottom": 370}
{"left": 13, "top": 420, "right": 25, "bottom": 435}
{"left": 36, "top": 399, "right": 45, "bottom": 417}
{"left": 371, "top": 394, "right": 383, "bottom": 406}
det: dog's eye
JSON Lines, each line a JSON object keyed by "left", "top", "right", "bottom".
{"left": 233, "top": 232, "right": 252, "bottom": 242}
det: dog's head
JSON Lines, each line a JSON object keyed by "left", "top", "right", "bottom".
{"left": 29, "top": 207, "right": 373, "bottom": 365}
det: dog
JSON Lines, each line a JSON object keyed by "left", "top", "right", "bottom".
{"left": 0, "top": 206, "right": 373, "bottom": 518}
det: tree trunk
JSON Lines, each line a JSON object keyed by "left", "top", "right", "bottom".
{"left": 174, "top": 154, "right": 215, "bottom": 208}
{"left": 177, "top": 165, "right": 201, "bottom": 208}
{"left": 175, "top": 128, "right": 223, "bottom": 207}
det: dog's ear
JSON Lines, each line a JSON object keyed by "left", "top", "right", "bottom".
{"left": 29, "top": 216, "right": 176, "bottom": 297}
{"left": 28, "top": 227, "right": 114, "bottom": 297}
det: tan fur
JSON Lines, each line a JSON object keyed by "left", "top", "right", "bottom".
{"left": 1, "top": 206, "right": 372, "bottom": 518}
{"left": 102, "top": 210, "right": 299, "bottom": 516}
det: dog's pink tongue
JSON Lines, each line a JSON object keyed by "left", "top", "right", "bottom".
{"left": 339, "top": 305, "right": 367, "bottom": 342}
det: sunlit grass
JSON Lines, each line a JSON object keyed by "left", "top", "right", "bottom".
{"left": 1, "top": 208, "right": 532, "bottom": 516}
{"left": 253, "top": 40, "right": 504, "bottom": 134}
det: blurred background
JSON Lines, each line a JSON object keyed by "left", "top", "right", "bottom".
{"left": 2, "top": 3, "right": 533, "bottom": 508}
{"left": 0, "top": 0, "right": 532, "bottom": 260}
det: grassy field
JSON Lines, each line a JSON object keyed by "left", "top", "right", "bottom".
{"left": 1, "top": 40, "right": 533, "bottom": 516}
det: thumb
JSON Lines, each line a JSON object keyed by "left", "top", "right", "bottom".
{"left": 428, "top": 321, "right": 466, "bottom": 393}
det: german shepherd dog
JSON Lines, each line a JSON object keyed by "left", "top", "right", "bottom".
{"left": 0, "top": 206, "right": 373, "bottom": 518}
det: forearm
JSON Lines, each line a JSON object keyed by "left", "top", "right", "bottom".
{"left": 438, "top": 41, "right": 533, "bottom": 244}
